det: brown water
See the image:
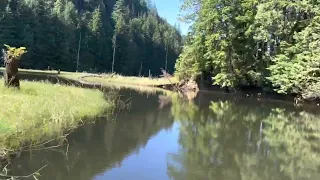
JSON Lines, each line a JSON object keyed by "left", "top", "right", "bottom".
{"left": 6, "top": 87, "right": 320, "bottom": 180}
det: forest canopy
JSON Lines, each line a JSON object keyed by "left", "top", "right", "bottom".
{"left": 175, "top": 0, "right": 320, "bottom": 98}
{"left": 0, "top": 0, "right": 183, "bottom": 76}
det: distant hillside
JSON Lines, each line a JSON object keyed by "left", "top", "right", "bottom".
{"left": 0, "top": 0, "right": 183, "bottom": 76}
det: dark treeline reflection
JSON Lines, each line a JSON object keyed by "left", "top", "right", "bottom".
{"left": 8, "top": 89, "right": 174, "bottom": 180}
{"left": 168, "top": 92, "right": 320, "bottom": 180}
{"left": 5, "top": 89, "right": 320, "bottom": 180}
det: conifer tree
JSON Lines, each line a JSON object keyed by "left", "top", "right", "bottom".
{"left": 0, "top": 0, "right": 182, "bottom": 76}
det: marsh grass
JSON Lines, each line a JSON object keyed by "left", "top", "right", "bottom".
{"left": 0, "top": 67, "right": 178, "bottom": 87}
{"left": 58, "top": 72, "right": 92, "bottom": 81}
{"left": 101, "top": 82, "right": 174, "bottom": 95}
{"left": 0, "top": 78, "right": 114, "bottom": 157}
{"left": 0, "top": 67, "right": 88, "bottom": 81}
{"left": 83, "top": 74, "right": 178, "bottom": 86}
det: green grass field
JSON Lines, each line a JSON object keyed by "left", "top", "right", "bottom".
{"left": 0, "top": 79, "right": 115, "bottom": 157}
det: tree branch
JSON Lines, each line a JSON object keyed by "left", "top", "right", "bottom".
{"left": 0, "top": 165, "right": 47, "bottom": 179}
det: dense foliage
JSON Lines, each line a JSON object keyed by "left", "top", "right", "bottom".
{"left": 176, "top": 0, "right": 320, "bottom": 98}
{"left": 0, "top": 0, "right": 182, "bottom": 76}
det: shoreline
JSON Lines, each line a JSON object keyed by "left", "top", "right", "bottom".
{"left": 1, "top": 68, "right": 319, "bottom": 171}
{"left": 0, "top": 78, "right": 116, "bottom": 162}
{"left": 2, "top": 68, "right": 318, "bottom": 106}
{"left": 60, "top": 73, "right": 320, "bottom": 107}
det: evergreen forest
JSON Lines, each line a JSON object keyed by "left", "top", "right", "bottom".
{"left": 176, "top": 0, "right": 320, "bottom": 98}
{"left": 2, "top": 0, "right": 320, "bottom": 99}
{"left": 0, "top": 0, "right": 183, "bottom": 76}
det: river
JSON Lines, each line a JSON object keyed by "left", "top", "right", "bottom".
{"left": 7, "top": 87, "right": 320, "bottom": 180}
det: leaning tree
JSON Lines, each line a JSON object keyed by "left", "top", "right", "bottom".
{"left": 2, "top": 44, "right": 27, "bottom": 88}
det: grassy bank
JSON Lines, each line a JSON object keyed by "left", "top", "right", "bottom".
{"left": 0, "top": 79, "right": 114, "bottom": 158}
{"left": 82, "top": 74, "right": 178, "bottom": 87}
{"left": 0, "top": 68, "right": 178, "bottom": 87}
{"left": 0, "top": 67, "right": 86, "bottom": 81}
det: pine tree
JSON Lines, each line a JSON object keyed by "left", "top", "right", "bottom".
{"left": 0, "top": 5, "right": 17, "bottom": 48}
{"left": 111, "top": 0, "right": 129, "bottom": 73}
{"left": 0, "top": 0, "right": 182, "bottom": 76}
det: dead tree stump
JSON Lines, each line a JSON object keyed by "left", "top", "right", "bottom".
{"left": 2, "top": 49, "right": 20, "bottom": 89}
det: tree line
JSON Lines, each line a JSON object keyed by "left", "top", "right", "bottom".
{"left": 176, "top": 0, "right": 320, "bottom": 99}
{"left": 0, "top": 0, "right": 183, "bottom": 76}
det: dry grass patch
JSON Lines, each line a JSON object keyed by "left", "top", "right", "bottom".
{"left": 83, "top": 74, "right": 178, "bottom": 86}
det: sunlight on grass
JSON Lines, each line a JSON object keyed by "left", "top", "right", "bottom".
{"left": 0, "top": 67, "right": 86, "bottom": 81}
{"left": 102, "top": 82, "right": 176, "bottom": 96}
{"left": 59, "top": 72, "right": 94, "bottom": 81}
{"left": 0, "top": 67, "right": 178, "bottom": 86}
{"left": 0, "top": 67, "right": 59, "bottom": 75}
{"left": 83, "top": 74, "right": 178, "bottom": 86}
{"left": 0, "top": 78, "right": 114, "bottom": 156}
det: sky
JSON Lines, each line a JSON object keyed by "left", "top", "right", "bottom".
{"left": 153, "top": 0, "right": 190, "bottom": 35}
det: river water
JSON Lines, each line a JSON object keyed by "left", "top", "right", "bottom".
{"left": 7, "top": 87, "right": 320, "bottom": 180}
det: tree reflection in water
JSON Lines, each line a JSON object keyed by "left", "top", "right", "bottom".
{"left": 7, "top": 88, "right": 174, "bottom": 180}
{"left": 168, "top": 94, "right": 320, "bottom": 180}
{"left": 4, "top": 89, "right": 320, "bottom": 180}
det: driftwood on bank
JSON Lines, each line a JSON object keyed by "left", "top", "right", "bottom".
{"left": 160, "top": 68, "right": 199, "bottom": 94}
{"left": 177, "top": 79, "right": 199, "bottom": 93}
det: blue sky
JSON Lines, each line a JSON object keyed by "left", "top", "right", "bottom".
{"left": 153, "top": 0, "right": 190, "bottom": 35}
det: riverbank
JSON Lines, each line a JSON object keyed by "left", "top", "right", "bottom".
{"left": 80, "top": 74, "right": 178, "bottom": 87}
{"left": 0, "top": 68, "right": 178, "bottom": 87}
{"left": 0, "top": 79, "right": 115, "bottom": 160}
{"left": 0, "top": 67, "right": 84, "bottom": 81}
{"left": 1, "top": 67, "right": 316, "bottom": 106}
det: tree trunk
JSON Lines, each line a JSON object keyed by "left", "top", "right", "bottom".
{"left": 112, "top": 34, "right": 117, "bottom": 73}
{"left": 4, "top": 57, "right": 20, "bottom": 89}
{"left": 139, "top": 60, "right": 143, "bottom": 76}
{"left": 76, "top": 31, "right": 82, "bottom": 72}
{"left": 165, "top": 45, "right": 168, "bottom": 72}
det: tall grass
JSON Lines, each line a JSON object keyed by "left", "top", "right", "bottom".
{"left": 0, "top": 79, "right": 114, "bottom": 157}
{"left": 83, "top": 74, "right": 178, "bottom": 86}
{"left": 0, "top": 67, "right": 88, "bottom": 81}
{"left": 0, "top": 67, "right": 178, "bottom": 86}
{"left": 100, "top": 82, "right": 174, "bottom": 95}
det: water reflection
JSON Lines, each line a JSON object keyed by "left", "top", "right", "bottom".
{"left": 4, "top": 89, "right": 320, "bottom": 180}
{"left": 168, "top": 92, "right": 320, "bottom": 180}
{"left": 7, "top": 89, "right": 174, "bottom": 180}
